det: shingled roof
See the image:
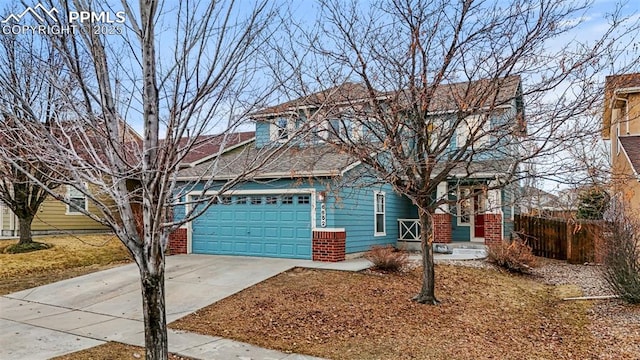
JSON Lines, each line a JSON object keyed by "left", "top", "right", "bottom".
{"left": 251, "top": 76, "right": 522, "bottom": 118}
{"left": 176, "top": 131, "right": 255, "bottom": 165}
{"left": 177, "top": 142, "right": 357, "bottom": 180}
{"left": 619, "top": 135, "right": 640, "bottom": 177}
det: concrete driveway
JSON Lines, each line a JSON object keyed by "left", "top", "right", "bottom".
{"left": 0, "top": 255, "right": 357, "bottom": 360}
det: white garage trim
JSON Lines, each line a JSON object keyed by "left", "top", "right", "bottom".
{"left": 185, "top": 188, "right": 317, "bottom": 254}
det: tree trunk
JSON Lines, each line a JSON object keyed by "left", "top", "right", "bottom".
{"left": 413, "top": 209, "right": 439, "bottom": 304}
{"left": 140, "top": 266, "right": 168, "bottom": 360}
{"left": 17, "top": 215, "right": 34, "bottom": 245}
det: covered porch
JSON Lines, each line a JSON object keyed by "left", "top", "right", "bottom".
{"left": 397, "top": 180, "right": 507, "bottom": 250}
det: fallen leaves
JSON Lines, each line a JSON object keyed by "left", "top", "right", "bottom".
{"left": 170, "top": 265, "right": 611, "bottom": 360}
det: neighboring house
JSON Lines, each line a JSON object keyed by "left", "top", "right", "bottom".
{"left": 169, "top": 77, "right": 524, "bottom": 261}
{"left": 603, "top": 73, "right": 640, "bottom": 218}
{"left": 0, "top": 185, "right": 110, "bottom": 237}
{"left": 520, "top": 186, "right": 577, "bottom": 218}
{"left": 0, "top": 120, "right": 145, "bottom": 237}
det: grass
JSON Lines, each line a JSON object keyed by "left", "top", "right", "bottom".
{"left": 170, "top": 265, "right": 599, "bottom": 360}
{"left": 0, "top": 234, "right": 132, "bottom": 295}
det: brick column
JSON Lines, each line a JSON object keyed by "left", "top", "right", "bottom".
{"left": 432, "top": 214, "right": 452, "bottom": 243}
{"left": 168, "top": 228, "right": 188, "bottom": 255}
{"left": 312, "top": 229, "right": 346, "bottom": 262}
{"left": 484, "top": 214, "right": 503, "bottom": 246}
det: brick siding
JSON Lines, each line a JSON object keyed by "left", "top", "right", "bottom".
{"left": 484, "top": 214, "right": 503, "bottom": 245}
{"left": 433, "top": 214, "right": 452, "bottom": 243}
{"left": 168, "top": 228, "right": 188, "bottom": 254}
{"left": 312, "top": 230, "right": 346, "bottom": 262}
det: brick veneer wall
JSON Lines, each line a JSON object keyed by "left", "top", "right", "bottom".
{"left": 312, "top": 230, "right": 346, "bottom": 262}
{"left": 484, "top": 214, "right": 503, "bottom": 246}
{"left": 168, "top": 228, "right": 188, "bottom": 255}
{"left": 433, "top": 214, "right": 452, "bottom": 243}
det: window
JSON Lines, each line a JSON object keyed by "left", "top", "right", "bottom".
{"left": 221, "top": 196, "right": 232, "bottom": 205}
{"left": 457, "top": 187, "right": 472, "bottom": 225}
{"left": 457, "top": 115, "right": 489, "bottom": 149}
{"left": 297, "top": 195, "right": 310, "bottom": 204}
{"left": 271, "top": 118, "right": 295, "bottom": 142}
{"left": 266, "top": 196, "right": 278, "bottom": 204}
{"left": 282, "top": 195, "right": 293, "bottom": 204}
{"left": 250, "top": 196, "right": 262, "bottom": 205}
{"left": 374, "top": 191, "right": 385, "bottom": 235}
{"left": 66, "top": 185, "right": 87, "bottom": 214}
{"left": 236, "top": 196, "right": 247, "bottom": 204}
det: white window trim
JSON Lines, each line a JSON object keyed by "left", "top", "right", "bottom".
{"left": 66, "top": 184, "right": 88, "bottom": 215}
{"left": 270, "top": 118, "right": 296, "bottom": 143}
{"left": 374, "top": 191, "right": 386, "bottom": 236}
{"left": 457, "top": 115, "right": 490, "bottom": 149}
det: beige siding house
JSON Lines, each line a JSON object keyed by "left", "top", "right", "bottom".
{"left": 603, "top": 73, "right": 640, "bottom": 219}
{"left": 1, "top": 186, "right": 110, "bottom": 237}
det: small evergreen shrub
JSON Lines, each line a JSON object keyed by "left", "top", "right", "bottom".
{"left": 487, "top": 239, "right": 538, "bottom": 273}
{"left": 364, "top": 245, "right": 409, "bottom": 272}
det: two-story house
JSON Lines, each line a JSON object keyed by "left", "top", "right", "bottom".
{"left": 603, "top": 73, "right": 640, "bottom": 218}
{"left": 169, "top": 77, "right": 524, "bottom": 261}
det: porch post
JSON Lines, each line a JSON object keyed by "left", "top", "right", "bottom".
{"left": 433, "top": 182, "right": 452, "bottom": 243}
{"left": 484, "top": 185, "right": 503, "bottom": 245}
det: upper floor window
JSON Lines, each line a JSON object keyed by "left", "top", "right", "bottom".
{"left": 457, "top": 115, "right": 490, "bottom": 149}
{"left": 66, "top": 184, "right": 87, "bottom": 215}
{"left": 270, "top": 118, "right": 295, "bottom": 142}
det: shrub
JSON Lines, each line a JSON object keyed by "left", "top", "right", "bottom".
{"left": 601, "top": 204, "right": 640, "bottom": 304}
{"left": 487, "top": 238, "right": 538, "bottom": 273}
{"left": 364, "top": 245, "right": 409, "bottom": 272}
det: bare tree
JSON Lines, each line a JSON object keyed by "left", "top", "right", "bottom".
{"left": 0, "top": 1, "right": 296, "bottom": 358}
{"left": 0, "top": 33, "right": 65, "bottom": 249}
{"left": 296, "top": 0, "right": 639, "bottom": 304}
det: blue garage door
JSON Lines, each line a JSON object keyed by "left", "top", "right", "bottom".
{"left": 192, "top": 194, "right": 312, "bottom": 259}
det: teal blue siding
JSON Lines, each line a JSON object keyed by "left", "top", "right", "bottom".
{"left": 333, "top": 184, "right": 412, "bottom": 253}
{"left": 501, "top": 183, "right": 520, "bottom": 239}
{"left": 255, "top": 121, "right": 271, "bottom": 148}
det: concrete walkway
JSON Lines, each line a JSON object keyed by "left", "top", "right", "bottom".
{"left": 0, "top": 249, "right": 485, "bottom": 360}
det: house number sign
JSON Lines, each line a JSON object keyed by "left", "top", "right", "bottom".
{"left": 320, "top": 203, "right": 326, "bottom": 227}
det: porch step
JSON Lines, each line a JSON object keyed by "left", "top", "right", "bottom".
{"left": 432, "top": 243, "right": 488, "bottom": 260}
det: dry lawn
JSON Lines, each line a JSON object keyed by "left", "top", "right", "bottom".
{"left": 0, "top": 234, "right": 131, "bottom": 295}
{"left": 170, "top": 265, "right": 628, "bottom": 360}
{"left": 51, "top": 342, "right": 194, "bottom": 360}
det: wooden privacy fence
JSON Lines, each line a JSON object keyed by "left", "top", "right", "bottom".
{"left": 514, "top": 215, "right": 605, "bottom": 264}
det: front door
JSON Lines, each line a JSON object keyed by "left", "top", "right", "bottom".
{"left": 472, "top": 191, "right": 485, "bottom": 240}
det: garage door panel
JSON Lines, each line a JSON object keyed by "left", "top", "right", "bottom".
{"left": 192, "top": 193, "right": 312, "bottom": 259}
{"left": 249, "top": 212, "right": 263, "bottom": 221}
{"left": 280, "top": 244, "right": 294, "bottom": 255}
{"left": 264, "top": 243, "right": 278, "bottom": 255}
{"left": 264, "top": 212, "right": 278, "bottom": 221}
{"left": 280, "top": 227, "right": 295, "bottom": 238}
